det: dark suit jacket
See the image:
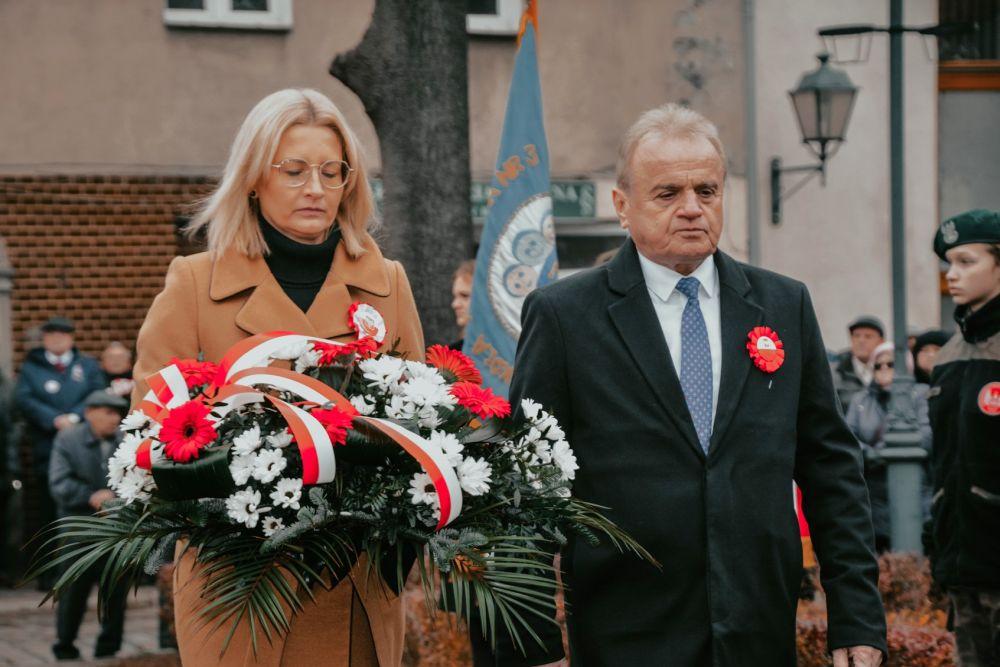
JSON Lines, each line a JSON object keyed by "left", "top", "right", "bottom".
{"left": 499, "top": 241, "right": 886, "bottom": 667}
{"left": 48, "top": 422, "right": 120, "bottom": 517}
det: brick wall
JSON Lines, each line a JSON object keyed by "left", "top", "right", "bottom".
{"left": 0, "top": 174, "right": 214, "bottom": 369}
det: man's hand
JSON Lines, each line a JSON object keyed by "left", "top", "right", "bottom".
{"left": 53, "top": 414, "right": 75, "bottom": 430}
{"left": 89, "top": 489, "right": 115, "bottom": 510}
{"left": 833, "top": 645, "right": 882, "bottom": 667}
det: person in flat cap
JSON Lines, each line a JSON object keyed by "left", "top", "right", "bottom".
{"left": 14, "top": 317, "right": 105, "bottom": 589}
{"left": 926, "top": 209, "right": 1000, "bottom": 666}
{"left": 830, "top": 315, "right": 886, "bottom": 411}
{"left": 48, "top": 389, "right": 129, "bottom": 661}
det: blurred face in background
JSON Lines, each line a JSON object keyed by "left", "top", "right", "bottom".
{"left": 916, "top": 344, "right": 942, "bottom": 376}
{"left": 101, "top": 343, "right": 133, "bottom": 375}
{"left": 873, "top": 350, "right": 895, "bottom": 390}
{"left": 944, "top": 243, "right": 1000, "bottom": 312}
{"left": 850, "top": 327, "right": 883, "bottom": 364}
{"left": 257, "top": 125, "right": 347, "bottom": 245}
{"left": 42, "top": 331, "right": 74, "bottom": 356}
{"left": 85, "top": 406, "right": 123, "bottom": 438}
{"left": 452, "top": 273, "right": 473, "bottom": 332}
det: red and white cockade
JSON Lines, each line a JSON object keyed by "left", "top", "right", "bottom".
{"left": 746, "top": 326, "right": 785, "bottom": 374}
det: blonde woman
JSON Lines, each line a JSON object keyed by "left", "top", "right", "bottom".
{"left": 132, "top": 88, "right": 423, "bottom": 666}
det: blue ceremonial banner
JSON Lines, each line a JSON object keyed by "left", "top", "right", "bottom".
{"left": 463, "top": 1, "right": 558, "bottom": 398}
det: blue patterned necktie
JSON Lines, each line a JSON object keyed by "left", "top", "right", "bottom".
{"left": 675, "top": 276, "right": 713, "bottom": 453}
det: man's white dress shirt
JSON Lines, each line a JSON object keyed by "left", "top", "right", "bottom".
{"left": 636, "top": 252, "right": 722, "bottom": 424}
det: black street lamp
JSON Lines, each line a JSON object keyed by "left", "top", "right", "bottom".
{"left": 815, "top": 1, "right": 958, "bottom": 554}
{"left": 770, "top": 54, "right": 858, "bottom": 225}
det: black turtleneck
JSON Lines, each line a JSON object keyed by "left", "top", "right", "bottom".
{"left": 954, "top": 292, "right": 1000, "bottom": 344}
{"left": 259, "top": 214, "right": 340, "bottom": 313}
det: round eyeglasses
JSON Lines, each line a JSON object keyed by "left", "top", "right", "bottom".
{"left": 270, "top": 158, "right": 353, "bottom": 189}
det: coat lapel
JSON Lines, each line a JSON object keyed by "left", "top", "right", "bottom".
{"left": 607, "top": 241, "right": 704, "bottom": 459}
{"left": 208, "top": 232, "right": 392, "bottom": 339}
{"left": 708, "top": 251, "right": 764, "bottom": 455}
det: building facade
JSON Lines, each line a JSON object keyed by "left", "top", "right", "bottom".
{"left": 1, "top": 0, "right": 993, "bottom": 365}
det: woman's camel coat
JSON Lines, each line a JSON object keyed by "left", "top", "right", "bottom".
{"left": 132, "top": 232, "right": 424, "bottom": 667}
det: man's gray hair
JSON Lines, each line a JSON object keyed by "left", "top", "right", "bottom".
{"left": 616, "top": 103, "right": 727, "bottom": 189}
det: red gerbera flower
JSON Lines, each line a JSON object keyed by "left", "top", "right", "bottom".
{"left": 171, "top": 358, "right": 222, "bottom": 390}
{"left": 426, "top": 345, "right": 482, "bottom": 384}
{"left": 159, "top": 400, "right": 217, "bottom": 463}
{"left": 311, "top": 403, "right": 359, "bottom": 446}
{"left": 312, "top": 337, "right": 380, "bottom": 366}
{"left": 450, "top": 382, "right": 511, "bottom": 420}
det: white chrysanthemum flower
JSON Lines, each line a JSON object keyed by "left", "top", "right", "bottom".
{"left": 523, "top": 427, "right": 542, "bottom": 443}
{"left": 532, "top": 438, "right": 553, "bottom": 464}
{"left": 147, "top": 422, "right": 162, "bottom": 439}
{"left": 265, "top": 430, "right": 293, "bottom": 448}
{"left": 404, "top": 361, "right": 446, "bottom": 384}
{"left": 261, "top": 515, "right": 285, "bottom": 537}
{"left": 359, "top": 356, "right": 406, "bottom": 392}
{"left": 408, "top": 472, "right": 439, "bottom": 508}
{"left": 120, "top": 410, "right": 150, "bottom": 432}
{"left": 226, "top": 487, "right": 267, "bottom": 529}
{"left": 520, "top": 399, "right": 542, "bottom": 422}
{"left": 457, "top": 457, "right": 492, "bottom": 496}
{"left": 107, "top": 433, "right": 144, "bottom": 488}
{"left": 429, "top": 430, "right": 464, "bottom": 467}
{"left": 401, "top": 376, "right": 452, "bottom": 408}
{"left": 544, "top": 423, "right": 565, "bottom": 442}
{"left": 293, "top": 347, "right": 322, "bottom": 373}
{"left": 229, "top": 453, "right": 255, "bottom": 486}
{"left": 349, "top": 395, "right": 376, "bottom": 416}
{"left": 115, "top": 467, "right": 154, "bottom": 504}
{"left": 384, "top": 394, "right": 418, "bottom": 422}
{"left": 252, "top": 448, "right": 287, "bottom": 484}
{"left": 551, "top": 440, "right": 578, "bottom": 481}
{"left": 232, "top": 425, "right": 262, "bottom": 456}
{"left": 270, "top": 477, "right": 303, "bottom": 510}
{"left": 271, "top": 340, "right": 308, "bottom": 361}
{"left": 416, "top": 405, "right": 443, "bottom": 429}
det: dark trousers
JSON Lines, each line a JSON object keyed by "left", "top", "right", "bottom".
{"left": 951, "top": 588, "right": 1000, "bottom": 667}
{"left": 54, "top": 558, "right": 128, "bottom": 657}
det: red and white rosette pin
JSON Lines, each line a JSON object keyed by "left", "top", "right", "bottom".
{"left": 349, "top": 302, "right": 387, "bottom": 343}
{"left": 978, "top": 381, "right": 1000, "bottom": 416}
{"left": 747, "top": 326, "right": 785, "bottom": 373}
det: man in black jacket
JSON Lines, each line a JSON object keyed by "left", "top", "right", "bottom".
{"left": 14, "top": 317, "right": 106, "bottom": 571}
{"left": 496, "top": 104, "right": 885, "bottom": 667}
{"left": 48, "top": 390, "right": 129, "bottom": 661}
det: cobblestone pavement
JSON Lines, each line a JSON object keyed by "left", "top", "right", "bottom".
{"left": 0, "top": 585, "right": 178, "bottom": 666}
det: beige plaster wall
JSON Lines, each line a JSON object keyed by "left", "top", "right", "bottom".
{"left": 754, "top": 0, "right": 940, "bottom": 350}
{"left": 0, "top": 0, "right": 746, "bottom": 180}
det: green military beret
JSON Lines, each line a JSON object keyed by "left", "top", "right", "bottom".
{"left": 934, "top": 209, "right": 1000, "bottom": 260}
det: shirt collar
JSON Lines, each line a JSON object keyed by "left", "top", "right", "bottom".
{"left": 637, "top": 252, "right": 719, "bottom": 303}
{"left": 45, "top": 350, "right": 73, "bottom": 367}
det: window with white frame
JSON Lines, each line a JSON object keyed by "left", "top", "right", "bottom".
{"left": 164, "top": 0, "right": 292, "bottom": 31}
{"left": 466, "top": 0, "right": 523, "bottom": 37}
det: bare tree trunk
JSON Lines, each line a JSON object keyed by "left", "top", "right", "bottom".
{"left": 330, "top": 0, "right": 472, "bottom": 347}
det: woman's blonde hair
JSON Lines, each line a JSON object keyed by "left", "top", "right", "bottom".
{"left": 188, "top": 88, "right": 376, "bottom": 258}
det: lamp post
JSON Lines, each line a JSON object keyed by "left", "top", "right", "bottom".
{"left": 770, "top": 54, "right": 858, "bottom": 225}
{"left": 816, "top": 0, "right": 949, "bottom": 554}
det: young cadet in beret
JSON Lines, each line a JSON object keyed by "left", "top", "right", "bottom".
{"left": 926, "top": 209, "right": 1000, "bottom": 666}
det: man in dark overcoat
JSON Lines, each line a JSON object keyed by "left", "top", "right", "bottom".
{"left": 48, "top": 389, "right": 128, "bottom": 660}
{"left": 495, "top": 104, "right": 886, "bottom": 667}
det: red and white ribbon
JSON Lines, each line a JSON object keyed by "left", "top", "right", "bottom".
{"left": 134, "top": 330, "right": 463, "bottom": 529}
